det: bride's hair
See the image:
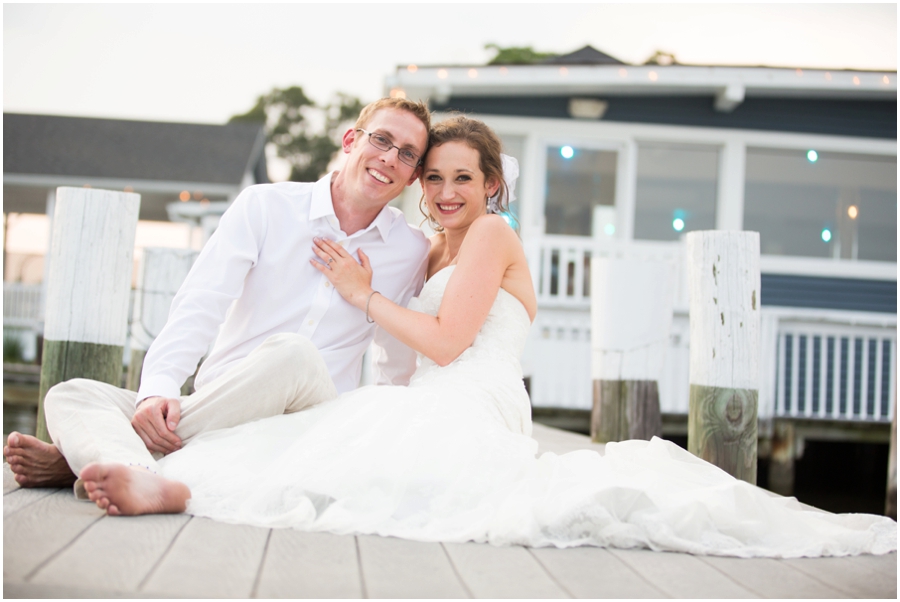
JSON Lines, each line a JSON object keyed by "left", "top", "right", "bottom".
{"left": 419, "top": 115, "right": 509, "bottom": 232}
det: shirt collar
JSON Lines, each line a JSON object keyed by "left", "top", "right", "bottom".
{"left": 309, "top": 172, "right": 395, "bottom": 242}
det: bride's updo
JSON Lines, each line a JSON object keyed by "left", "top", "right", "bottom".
{"left": 420, "top": 115, "right": 510, "bottom": 231}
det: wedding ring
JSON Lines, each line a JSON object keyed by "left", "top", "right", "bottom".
{"left": 327, "top": 258, "right": 334, "bottom": 264}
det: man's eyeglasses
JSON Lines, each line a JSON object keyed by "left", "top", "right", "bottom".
{"left": 356, "top": 129, "right": 421, "bottom": 168}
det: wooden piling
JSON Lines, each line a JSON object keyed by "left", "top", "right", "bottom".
{"left": 590, "top": 258, "right": 673, "bottom": 443}
{"left": 767, "top": 420, "right": 796, "bottom": 496}
{"left": 36, "top": 187, "right": 140, "bottom": 442}
{"left": 125, "top": 248, "right": 198, "bottom": 392}
{"left": 686, "top": 231, "right": 760, "bottom": 484}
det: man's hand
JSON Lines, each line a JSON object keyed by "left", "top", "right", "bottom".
{"left": 132, "top": 396, "right": 183, "bottom": 454}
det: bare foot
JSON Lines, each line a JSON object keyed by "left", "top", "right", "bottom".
{"left": 79, "top": 463, "right": 190, "bottom": 516}
{"left": 4, "top": 432, "right": 76, "bottom": 488}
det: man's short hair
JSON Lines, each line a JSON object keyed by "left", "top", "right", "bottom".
{"left": 355, "top": 98, "right": 431, "bottom": 141}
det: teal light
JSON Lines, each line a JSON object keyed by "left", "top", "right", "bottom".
{"left": 821, "top": 228, "right": 832, "bottom": 242}
{"left": 807, "top": 150, "right": 818, "bottom": 162}
{"left": 672, "top": 218, "right": 685, "bottom": 232}
{"left": 560, "top": 146, "right": 574, "bottom": 159}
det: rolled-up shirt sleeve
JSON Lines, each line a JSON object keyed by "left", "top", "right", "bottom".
{"left": 135, "top": 189, "right": 266, "bottom": 404}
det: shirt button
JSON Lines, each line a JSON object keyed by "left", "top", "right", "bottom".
{"left": 308, "top": 320, "right": 314, "bottom": 326}
{"left": 324, "top": 282, "right": 331, "bottom": 288}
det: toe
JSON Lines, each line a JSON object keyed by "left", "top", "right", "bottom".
{"left": 107, "top": 504, "right": 120, "bottom": 516}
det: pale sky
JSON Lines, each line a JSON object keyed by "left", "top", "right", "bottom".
{"left": 4, "top": 3, "right": 897, "bottom": 125}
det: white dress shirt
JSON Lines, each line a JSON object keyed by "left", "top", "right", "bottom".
{"left": 136, "top": 174, "right": 429, "bottom": 403}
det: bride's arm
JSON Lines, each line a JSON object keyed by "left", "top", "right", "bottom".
{"left": 312, "top": 215, "right": 517, "bottom": 367}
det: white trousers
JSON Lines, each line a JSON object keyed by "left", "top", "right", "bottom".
{"left": 44, "top": 333, "right": 338, "bottom": 490}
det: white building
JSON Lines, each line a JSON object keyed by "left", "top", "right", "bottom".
{"left": 3, "top": 114, "right": 268, "bottom": 360}
{"left": 386, "top": 47, "right": 897, "bottom": 432}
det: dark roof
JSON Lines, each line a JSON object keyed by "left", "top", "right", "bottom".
{"left": 542, "top": 45, "right": 625, "bottom": 66}
{"left": 432, "top": 95, "right": 897, "bottom": 139}
{"left": 3, "top": 113, "right": 267, "bottom": 185}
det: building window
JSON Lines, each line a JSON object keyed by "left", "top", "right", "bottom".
{"left": 544, "top": 146, "right": 617, "bottom": 237}
{"left": 633, "top": 143, "right": 718, "bottom": 241}
{"left": 744, "top": 148, "right": 897, "bottom": 261}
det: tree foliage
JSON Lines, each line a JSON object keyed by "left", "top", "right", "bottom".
{"left": 643, "top": 50, "right": 678, "bottom": 66}
{"left": 484, "top": 43, "right": 558, "bottom": 65}
{"left": 230, "top": 87, "right": 363, "bottom": 182}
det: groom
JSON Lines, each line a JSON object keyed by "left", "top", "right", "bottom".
{"left": 5, "top": 98, "right": 432, "bottom": 499}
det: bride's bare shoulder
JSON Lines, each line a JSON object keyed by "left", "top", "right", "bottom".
{"left": 464, "top": 215, "right": 521, "bottom": 254}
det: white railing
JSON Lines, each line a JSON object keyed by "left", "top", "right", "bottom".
{"left": 3, "top": 282, "right": 43, "bottom": 328}
{"left": 522, "top": 236, "right": 896, "bottom": 423}
{"left": 774, "top": 320, "right": 896, "bottom": 422}
{"left": 525, "top": 235, "right": 688, "bottom": 309}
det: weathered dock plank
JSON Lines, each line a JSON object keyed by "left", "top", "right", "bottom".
{"left": 3, "top": 489, "right": 105, "bottom": 582}
{"left": 29, "top": 513, "right": 190, "bottom": 592}
{"left": 3, "top": 485, "right": 61, "bottom": 518}
{"left": 608, "top": 547, "right": 759, "bottom": 598}
{"left": 443, "top": 541, "right": 570, "bottom": 598}
{"left": 529, "top": 545, "right": 664, "bottom": 598}
{"left": 697, "top": 555, "right": 849, "bottom": 598}
{"left": 3, "top": 429, "right": 897, "bottom": 599}
{"left": 3, "top": 461, "right": 20, "bottom": 494}
{"left": 357, "top": 535, "right": 469, "bottom": 598}
{"left": 846, "top": 549, "right": 898, "bottom": 577}
{"left": 140, "top": 517, "right": 268, "bottom": 598}
{"left": 2, "top": 581, "right": 180, "bottom": 598}
{"left": 255, "top": 529, "right": 363, "bottom": 598}
{"left": 784, "top": 554, "right": 898, "bottom": 599}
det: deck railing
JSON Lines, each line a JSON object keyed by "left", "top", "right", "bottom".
{"left": 522, "top": 236, "right": 896, "bottom": 423}
{"left": 5, "top": 247, "right": 897, "bottom": 424}
{"left": 3, "top": 282, "right": 43, "bottom": 329}
{"left": 525, "top": 235, "right": 688, "bottom": 309}
{"left": 774, "top": 321, "right": 896, "bottom": 422}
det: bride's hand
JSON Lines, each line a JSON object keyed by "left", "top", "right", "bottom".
{"left": 310, "top": 237, "right": 373, "bottom": 310}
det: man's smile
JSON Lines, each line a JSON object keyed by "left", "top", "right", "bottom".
{"left": 367, "top": 168, "right": 392, "bottom": 184}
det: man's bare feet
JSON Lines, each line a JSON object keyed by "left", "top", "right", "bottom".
{"left": 4, "top": 432, "right": 76, "bottom": 487}
{"left": 80, "top": 463, "right": 190, "bottom": 516}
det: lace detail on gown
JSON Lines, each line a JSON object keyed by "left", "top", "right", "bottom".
{"left": 158, "top": 267, "right": 896, "bottom": 558}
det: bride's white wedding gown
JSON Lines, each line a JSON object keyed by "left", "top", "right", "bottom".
{"left": 159, "top": 267, "right": 896, "bottom": 558}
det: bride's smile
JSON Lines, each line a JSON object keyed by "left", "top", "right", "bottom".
{"left": 423, "top": 141, "right": 499, "bottom": 233}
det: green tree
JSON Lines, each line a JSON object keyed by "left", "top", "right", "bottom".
{"left": 484, "top": 43, "right": 558, "bottom": 65}
{"left": 230, "top": 87, "right": 363, "bottom": 182}
{"left": 643, "top": 50, "right": 678, "bottom": 66}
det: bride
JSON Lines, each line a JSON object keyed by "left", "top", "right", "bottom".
{"left": 81, "top": 116, "right": 896, "bottom": 558}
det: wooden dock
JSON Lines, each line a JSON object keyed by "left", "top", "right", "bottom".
{"left": 4, "top": 423, "right": 896, "bottom": 598}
